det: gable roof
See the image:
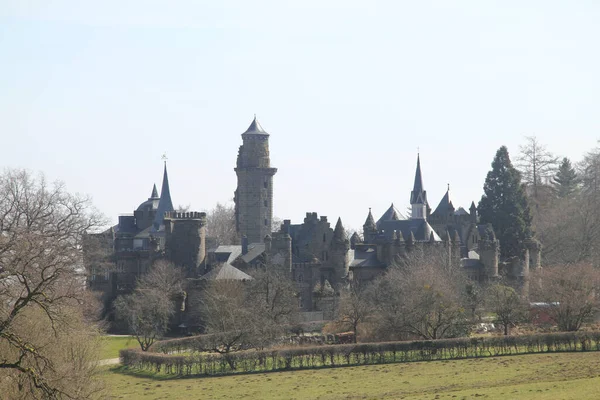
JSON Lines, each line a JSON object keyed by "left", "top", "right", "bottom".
{"left": 376, "top": 203, "right": 405, "bottom": 229}
{"left": 200, "top": 264, "right": 253, "bottom": 281}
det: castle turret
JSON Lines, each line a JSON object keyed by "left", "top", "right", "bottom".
{"left": 350, "top": 232, "right": 362, "bottom": 249}
{"left": 164, "top": 211, "right": 207, "bottom": 272}
{"left": 469, "top": 201, "right": 477, "bottom": 223}
{"left": 363, "top": 208, "right": 377, "bottom": 243}
{"left": 134, "top": 183, "right": 161, "bottom": 231}
{"left": 410, "top": 154, "right": 428, "bottom": 220}
{"left": 330, "top": 217, "right": 350, "bottom": 283}
{"left": 234, "top": 116, "right": 277, "bottom": 244}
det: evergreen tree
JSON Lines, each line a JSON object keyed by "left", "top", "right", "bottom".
{"left": 553, "top": 157, "right": 579, "bottom": 198}
{"left": 478, "top": 146, "right": 532, "bottom": 259}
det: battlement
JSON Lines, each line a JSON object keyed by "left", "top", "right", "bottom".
{"left": 164, "top": 211, "right": 206, "bottom": 220}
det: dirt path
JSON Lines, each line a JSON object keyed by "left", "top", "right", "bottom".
{"left": 98, "top": 358, "right": 120, "bottom": 366}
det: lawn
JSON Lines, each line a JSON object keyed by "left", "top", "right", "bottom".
{"left": 102, "top": 351, "right": 600, "bottom": 399}
{"left": 100, "top": 336, "right": 138, "bottom": 360}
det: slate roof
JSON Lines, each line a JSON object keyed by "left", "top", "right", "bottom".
{"left": 364, "top": 208, "right": 376, "bottom": 229}
{"left": 152, "top": 164, "right": 175, "bottom": 230}
{"left": 454, "top": 207, "right": 469, "bottom": 216}
{"left": 200, "top": 264, "right": 253, "bottom": 281}
{"left": 240, "top": 243, "right": 266, "bottom": 264}
{"left": 349, "top": 247, "right": 386, "bottom": 268}
{"left": 379, "top": 219, "right": 441, "bottom": 242}
{"left": 136, "top": 184, "right": 160, "bottom": 212}
{"left": 376, "top": 203, "right": 405, "bottom": 229}
{"left": 242, "top": 115, "right": 268, "bottom": 135}
{"left": 432, "top": 189, "right": 454, "bottom": 216}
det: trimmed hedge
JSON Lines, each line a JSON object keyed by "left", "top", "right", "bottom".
{"left": 121, "top": 331, "right": 600, "bottom": 377}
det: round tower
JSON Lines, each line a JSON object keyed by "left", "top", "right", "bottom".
{"left": 164, "top": 211, "right": 207, "bottom": 273}
{"left": 234, "top": 116, "right": 277, "bottom": 244}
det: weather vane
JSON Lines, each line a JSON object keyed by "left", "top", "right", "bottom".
{"left": 161, "top": 153, "right": 168, "bottom": 164}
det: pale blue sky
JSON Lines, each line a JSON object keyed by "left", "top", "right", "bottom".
{"left": 1, "top": 1, "right": 599, "bottom": 231}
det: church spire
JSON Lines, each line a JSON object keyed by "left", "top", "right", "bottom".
{"left": 153, "top": 162, "right": 175, "bottom": 230}
{"left": 410, "top": 154, "right": 428, "bottom": 219}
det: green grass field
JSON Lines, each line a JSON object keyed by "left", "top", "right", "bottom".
{"left": 100, "top": 336, "right": 138, "bottom": 360}
{"left": 102, "top": 351, "right": 600, "bottom": 399}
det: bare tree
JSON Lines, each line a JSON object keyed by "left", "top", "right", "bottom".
{"left": 137, "top": 259, "right": 184, "bottom": 297}
{"left": 205, "top": 202, "right": 239, "bottom": 245}
{"left": 197, "top": 280, "right": 256, "bottom": 354}
{"left": 0, "top": 169, "right": 105, "bottom": 399}
{"left": 517, "top": 136, "right": 558, "bottom": 202}
{"left": 531, "top": 264, "right": 600, "bottom": 331}
{"left": 246, "top": 267, "right": 298, "bottom": 345}
{"left": 114, "top": 261, "right": 183, "bottom": 351}
{"left": 485, "top": 283, "right": 528, "bottom": 335}
{"left": 370, "top": 249, "right": 469, "bottom": 340}
{"left": 336, "top": 282, "right": 372, "bottom": 342}
{"left": 114, "top": 289, "right": 174, "bottom": 351}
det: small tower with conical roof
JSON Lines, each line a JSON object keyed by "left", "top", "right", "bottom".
{"left": 410, "top": 154, "right": 428, "bottom": 220}
{"left": 363, "top": 208, "right": 377, "bottom": 243}
{"left": 469, "top": 201, "right": 477, "bottom": 223}
{"left": 330, "top": 217, "right": 350, "bottom": 284}
{"left": 234, "top": 116, "right": 278, "bottom": 244}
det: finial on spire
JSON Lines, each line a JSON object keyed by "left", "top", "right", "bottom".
{"left": 161, "top": 153, "right": 168, "bottom": 165}
{"left": 447, "top": 183, "right": 450, "bottom": 191}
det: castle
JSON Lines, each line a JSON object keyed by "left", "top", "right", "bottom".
{"left": 88, "top": 116, "right": 541, "bottom": 322}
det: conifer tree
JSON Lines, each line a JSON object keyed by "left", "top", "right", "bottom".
{"left": 553, "top": 157, "right": 579, "bottom": 198}
{"left": 478, "top": 146, "right": 532, "bottom": 259}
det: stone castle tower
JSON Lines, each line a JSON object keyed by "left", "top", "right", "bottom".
{"left": 234, "top": 116, "right": 277, "bottom": 244}
{"left": 164, "top": 211, "right": 207, "bottom": 272}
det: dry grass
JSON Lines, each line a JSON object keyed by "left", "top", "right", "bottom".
{"left": 102, "top": 351, "right": 600, "bottom": 399}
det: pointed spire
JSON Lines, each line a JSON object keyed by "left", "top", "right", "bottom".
{"left": 444, "top": 229, "right": 451, "bottom": 242}
{"left": 407, "top": 231, "right": 416, "bottom": 244}
{"left": 364, "top": 208, "right": 376, "bottom": 229}
{"left": 153, "top": 163, "right": 175, "bottom": 230}
{"left": 470, "top": 201, "right": 477, "bottom": 212}
{"left": 150, "top": 183, "right": 159, "bottom": 199}
{"left": 410, "top": 154, "right": 427, "bottom": 205}
{"left": 333, "top": 217, "right": 346, "bottom": 241}
{"left": 350, "top": 232, "right": 361, "bottom": 247}
{"left": 242, "top": 115, "right": 268, "bottom": 135}
{"left": 432, "top": 186, "right": 455, "bottom": 216}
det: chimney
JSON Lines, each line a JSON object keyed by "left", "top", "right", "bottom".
{"left": 242, "top": 235, "right": 249, "bottom": 255}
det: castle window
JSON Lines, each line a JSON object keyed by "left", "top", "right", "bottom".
{"left": 264, "top": 181, "right": 268, "bottom": 188}
{"left": 264, "top": 219, "right": 268, "bottom": 226}
{"left": 323, "top": 233, "right": 326, "bottom": 243}
{"left": 117, "top": 260, "right": 125, "bottom": 273}
{"left": 264, "top": 200, "right": 268, "bottom": 207}
{"left": 298, "top": 296, "right": 304, "bottom": 309}
{"left": 298, "top": 273, "right": 303, "bottom": 283}
{"left": 104, "top": 269, "right": 110, "bottom": 280}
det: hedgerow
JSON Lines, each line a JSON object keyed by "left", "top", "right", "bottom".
{"left": 120, "top": 331, "right": 600, "bottom": 377}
